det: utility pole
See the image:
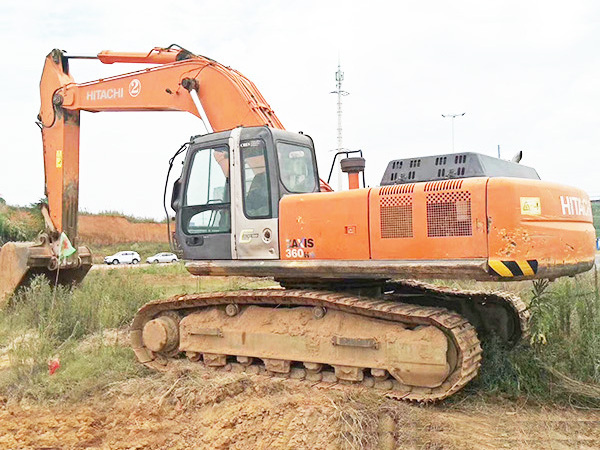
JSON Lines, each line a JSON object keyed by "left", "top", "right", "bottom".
{"left": 330, "top": 61, "right": 349, "bottom": 190}
{"left": 441, "top": 112, "right": 466, "bottom": 152}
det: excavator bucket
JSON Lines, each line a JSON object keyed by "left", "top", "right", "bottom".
{"left": 0, "top": 240, "right": 92, "bottom": 308}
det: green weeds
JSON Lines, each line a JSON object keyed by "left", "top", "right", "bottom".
{"left": 0, "top": 203, "right": 44, "bottom": 245}
{"left": 468, "top": 269, "right": 600, "bottom": 405}
{"left": 0, "top": 268, "right": 275, "bottom": 402}
{"left": 0, "top": 271, "right": 160, "bottom": 401}
{"left": 592, "top": 201, "right": 599, "bottom": 235}
{"left": 80, "top": 209, "right": 171, "bottom": 224}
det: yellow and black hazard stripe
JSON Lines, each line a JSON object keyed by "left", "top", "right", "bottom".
{"left": 488, "top": 260, "right": 538, "bottom": 278}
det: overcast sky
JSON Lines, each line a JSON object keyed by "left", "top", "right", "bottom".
{"left": 1, "top": 0, "right": 599, "bottom": 219}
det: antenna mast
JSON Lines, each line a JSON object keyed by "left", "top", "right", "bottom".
{"left": 330, "top": 60, "right": 349, "bottom": 190}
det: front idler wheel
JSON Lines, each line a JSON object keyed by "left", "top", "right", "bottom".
{"left": 142, "top": 312, "right": 180, "bottom": 357}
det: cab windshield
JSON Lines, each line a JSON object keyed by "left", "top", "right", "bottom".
{"left": 276, "top": 142, "right": 317, "bottom": 193}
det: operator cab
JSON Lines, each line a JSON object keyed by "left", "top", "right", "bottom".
{"left": 171, "top": 126, "right": 319, "bottom": 261}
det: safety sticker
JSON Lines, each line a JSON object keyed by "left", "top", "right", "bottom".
{"left": 56, "top": 150, "right": 63, "bottom": 168}
{"left": 520, "top": 197, "right": 541, "bottom": 215}
{"left": 489, "top": 259, "right": 538, "bottom": 277}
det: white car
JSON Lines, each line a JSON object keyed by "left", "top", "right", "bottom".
{"left": 146, "top": 252, "right": 179, "bottom": 264}
{"left": 104, "top": 251, "right": 141, "bottom": 265}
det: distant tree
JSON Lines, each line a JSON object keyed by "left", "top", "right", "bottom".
{"left": 592, "top": 201, "right": 600, "bottom": 236}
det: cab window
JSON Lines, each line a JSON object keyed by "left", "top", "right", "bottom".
{"left": 241, "top": 139, "right": 272, "bottom": 219}
{"left": 182, "top": 146, "right": 230, "bottom": 234}
{"left": 276, "top": 142, "right": 317, "bottom": 193}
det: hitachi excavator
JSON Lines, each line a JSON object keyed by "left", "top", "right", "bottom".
{"left": 0, "top": 46, "right": 596, "bottom": 402}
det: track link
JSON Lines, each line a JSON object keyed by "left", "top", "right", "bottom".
{"left": 131, "top": 289, "right": 483, "bottom": 402}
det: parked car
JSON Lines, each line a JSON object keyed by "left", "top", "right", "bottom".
{"left": 104, "top": 251, "right": 141, "bottom": 265}
{"left": 146, "top": 252, "right": 179, "bottom": 264}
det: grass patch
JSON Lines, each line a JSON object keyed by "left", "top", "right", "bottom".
{"left": 0, "top": 202, "right": 44, "bottom": 245}
{"left": 0, "top": 268, "right": 275, "bottom": 403}
{"left": 0, "top": 272, "right": 159, "bottom": 346}
{"left": 592, "top": 200, "right": 599, "bottom": 235}
{"left": 0, "top": 270, "right": 161, "bottom": 401}
{"left": 80, "top": 209, "right": 170, "bottom": 224}
{"left": 0, "top": 344, "right": 145, "bottom": 402}
{"left": 464, "top": 269, "right": 600, "bottom": 405}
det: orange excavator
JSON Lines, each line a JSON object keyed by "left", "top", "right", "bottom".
{"left": 0, "top": 46, "right": 596, "bottom": 401}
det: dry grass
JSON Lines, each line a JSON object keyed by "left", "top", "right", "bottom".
{"left": 2, "top": 359, "right": 600, "bottom": 449}
{"left": 79, "top": 215, "right": 168, "bottom": 246}
{"left": 544, "top": 365, "right": 600, "bottom": 401}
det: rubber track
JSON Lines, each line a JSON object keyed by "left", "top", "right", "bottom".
{"left": 131, "top": 289, "right": 483, "bottom": 402}
{"left": 384, "top": 280, "right": 530, "bottom": 345}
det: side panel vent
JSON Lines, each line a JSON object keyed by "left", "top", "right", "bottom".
{"left": 424, "top": 180, "right": 463, "bottom": 192}
{"left": 426, "top": 191, "right": 472, "bottom": 237}
{"left": 380, "top": 184, "right": 415, "bottom": 195}
{"left": 381, "top": 195, "right": 413, "bottom": 238}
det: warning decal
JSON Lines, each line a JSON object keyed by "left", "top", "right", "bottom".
{"left": 56, "top": 150, "right": 63, "bottom": 168}
{"left": 520, "top": 197, "right": 541, "bottom": 216}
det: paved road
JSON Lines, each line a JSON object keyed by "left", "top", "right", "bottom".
{"left": 90, "top": 262, "right": 177, "bottom": 271}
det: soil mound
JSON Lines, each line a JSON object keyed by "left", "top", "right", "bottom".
{"left": 79, "top": 215, "right": 168, "bottom": 245}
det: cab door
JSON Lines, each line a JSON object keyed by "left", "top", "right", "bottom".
{"left": 231, "top": 130, "right": 279, "bottom": 259}
{"left": 176, "top": 137, "right": 232, "bottom": 260}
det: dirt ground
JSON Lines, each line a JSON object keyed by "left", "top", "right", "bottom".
{"left": 0, "top": 367, "right": 598, "bottom": 450}
{"left": 79, "top": 216, "right": 168, "bottom": 245}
